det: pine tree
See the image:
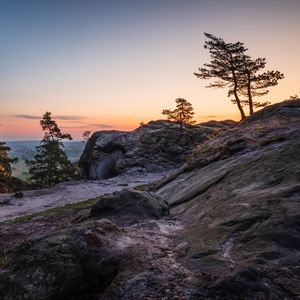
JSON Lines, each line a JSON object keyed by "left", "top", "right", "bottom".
{"left": 194, "top": 33, "right": 247, "bottom": 119}
{"left": 194, "top": 33, "right": 284, "bottom": 119}
{"left": 0, "top": 140, "right": 18, "bottom": 192}
{"left": 162, "top": 98, "right": 196, "bottom": 131}
{"left": 236, "top": 54, "right": 284, "bottom": 115}
{"left": 26, "top": 112, "right": 76, "bottom": 186}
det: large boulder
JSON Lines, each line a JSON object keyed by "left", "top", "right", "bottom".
{"left": 90, "top": 189, "right": 169, "bottom": 221}
{"left": 79, "top": 120, "right": 234, "bottom": 179}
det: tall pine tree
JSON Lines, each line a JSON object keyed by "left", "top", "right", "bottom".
{"left": 194, "top": 33, "right": 247, "bottom": 119}
{"left": 194, "top": 33, "right": 284, "bottom": 119}
{"left": 26, "top": 112, "right": 76, "bottom": 186}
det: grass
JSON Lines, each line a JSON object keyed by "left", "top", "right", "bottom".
{"left": 9, "top": 197, "right": 100, "bottom": 224}
{"left": 0, "top": 246, "right": 9, "bottom": 268}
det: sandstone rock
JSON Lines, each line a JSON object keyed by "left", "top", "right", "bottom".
{"left": 1, "top": 100, "right": 299, "bottom": 299}
{"left": 157, "top": 99, "right": 300, "bottom": 299}
{"left": 90, "top": 189, "right": 169, "bottom": 221}
{"left": 79, "top": 120, "right": 228, "bottom": 179}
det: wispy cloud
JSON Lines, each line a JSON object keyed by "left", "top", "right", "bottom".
{"left": 13, "top": 114, "right": 84, "bottom": 120}
{"left": 13, "top": 114, "right": 41, "bottom": 120}
{"left": 54, "top": 115, "right": 83, "bottom": 120}
{"left": 203, "top": 115, "right": 217, "bottom": 118}
{"left": 89, "top": 124, "right": 114, "bottom": 128}
{"left": 60, "top": 126, "right": 90, "bottom": 129}
{"left": 61, "top": 124, "right": 114, "bottom": 129}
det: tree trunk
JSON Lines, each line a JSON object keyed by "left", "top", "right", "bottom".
{"left": 246, "top": 72, "right": 254, "bottom": 115}
{"left": 234, "top": 90, "right": 246, "bottom": 120}
{"left": 229, "top": 53, "right": 246, "bottom": 120}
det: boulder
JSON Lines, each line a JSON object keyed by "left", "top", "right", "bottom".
{"left": 90, "top": 189, "right": 169, "bottom": 221}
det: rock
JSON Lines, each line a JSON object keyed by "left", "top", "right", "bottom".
{"left": 14, "top": 192, "right": 23, "bottom": 198}
{"left": 79, "top": 130, "right": 139, "bottom": 179}
{"left": 0, "top": 220, "right": 133, "bottom": 300}
{"left": 79, "top": 120, "right": 228, "bottom": 179}
{"left": 157, "top": 99, "right": 300, "bottom": 299}
{"left": 90, "top": 189, "right": 169, "bottom": 221}
{"left": 1, "top": 100, "right": 299, "bottom": 299}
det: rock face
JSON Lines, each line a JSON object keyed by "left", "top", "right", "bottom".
{"left": 1, "top": 100, "right": 299, "bottom": 299}
{"left": 79, "top": 120, "right": 234, "bottom": 179}
{"left": 157, "top": 99, "right": 300, "bottom": 299}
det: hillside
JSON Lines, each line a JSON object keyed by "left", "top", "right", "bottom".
{"left": 0, "top": 100, "right": 299, "bottom": 299}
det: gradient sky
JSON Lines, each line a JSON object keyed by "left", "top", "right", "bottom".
{"left": 1, "top": 0, "right": 299, "bottom": 140}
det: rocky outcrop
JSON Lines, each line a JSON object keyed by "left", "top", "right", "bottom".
{"left": 79, "top": 120, "right": 235, "bottom": 179}
{"left": 157, "top": 99, "right": 300, "bottom": 299}
{"left": 1, "top": 100, "right": 299, "bottom": 299}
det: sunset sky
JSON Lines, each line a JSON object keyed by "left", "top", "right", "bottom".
{"left": 1, "top": 0, "right": 299, "bottom": 140}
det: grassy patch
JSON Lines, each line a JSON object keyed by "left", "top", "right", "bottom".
{"left": 259, "top": 135, "right": 286, "bottom": 146}
{"left": 9, "top": 197, "right": 100, "bottom": 224}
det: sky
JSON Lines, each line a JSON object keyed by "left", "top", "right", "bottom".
{"left": 1, "top": 0, "right": 299, "bottom": 140}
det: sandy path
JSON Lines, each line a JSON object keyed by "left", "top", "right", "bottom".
{"left": 0, "top": 172, "right": 165, "bottom": 222}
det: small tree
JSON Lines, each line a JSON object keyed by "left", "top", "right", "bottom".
{"left": 162, "top": 98, "right": 196, "bottom": 131}
{"left": 26, "top": 112, "right": 76, "bottom": 186}
{"left": 0, "top": 138, "right": 18, "bottom": 193}
{"left": 83, "top": 130, "right": 91, "bottom": 142}
{"left": 0, "top": 142, "right": 17, "bottom": 177}
{"left": 289, "top": 94, "right": 299, "bottom": 100}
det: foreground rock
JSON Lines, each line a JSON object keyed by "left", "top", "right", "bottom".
{"left": 0, "top": 205, "right": 197, "bottom": 299}
{"left": 79, "top": 120, "right": 235, "bottom": 179}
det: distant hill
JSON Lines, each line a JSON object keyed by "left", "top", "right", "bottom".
{"left": 6, "top": 140, "right": 86, "bottom": 179}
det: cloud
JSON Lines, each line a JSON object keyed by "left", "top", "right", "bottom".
{"left": 61, "top": 124, "right": 114, "bottom": 129}
{"left": 89, "top": 124, "right": 114, "bottom": 128}
{"left": 13, "top": 114, "right": 84, "bottom": 120}
{"left": 13, "top": 114, "right": 40, "bottom": 120}
{"left": 60, "top": 126, "right": 90, "bottom": 129}
{"left": 54, "top": 115, "right": 83, "bottom": 120}
{"left": 203, "top": 115, "right": 217, "bottom": 118}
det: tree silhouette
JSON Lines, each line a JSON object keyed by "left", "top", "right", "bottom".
{"left": 194, "top": 33, "right": 247, "bottom": 119}
{"left": 162, "top": 98, "right": 196, "bottom": 131}
{"left": 0, "top": 142, "right": 17, "bottom": 177}
{"left": 236, "top": 54, "right": 284, "bottom": 114}
{"left": 83, "top": 130, "right": 91, "bottom": 141}
{"left": 0, "top": 131, "right": 18, "bottom": 192}
{"left": 26, "top": 112, "right": 76, "bottom": 186}
{"left": 194, "top": 33, "right": 284, "bottom": 119}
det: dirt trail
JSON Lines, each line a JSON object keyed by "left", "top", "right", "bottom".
{"left": 0, "top": 172, "right": 165, "bottom": 222}
{"left": 101, "top": 217, "right": 200, "bottom": 299}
